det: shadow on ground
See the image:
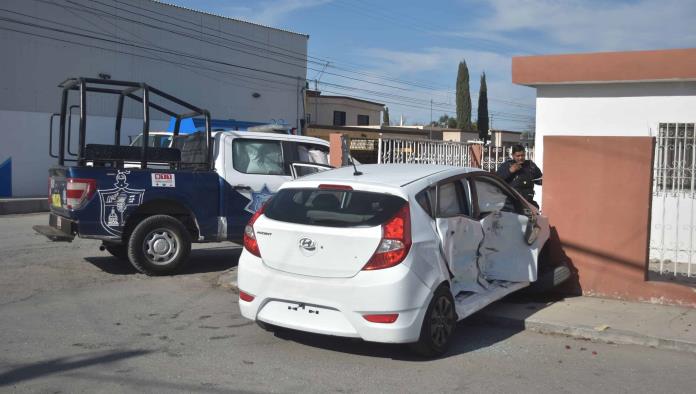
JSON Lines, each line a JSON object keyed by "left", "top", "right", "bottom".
{"left": 0, "top": 349, "right": 151, "bottom": 387}
{"left": 83, "top": 246, "right": 242, "bottom": 276}
{"left": 264, "top": 317, "right": 528, "bottom": 361}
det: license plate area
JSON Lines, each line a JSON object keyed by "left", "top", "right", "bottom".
{"left": 257, "top": 300, "right": 358, "bottom": 337}
{"left": 49, "top": 213, "right": 71, "bottom": 234}
{"left": 286, "top": 303, "right": 322, "bottom": 315}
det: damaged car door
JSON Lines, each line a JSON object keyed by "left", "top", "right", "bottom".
{"left": 432, "top": 179, "right": 488, "bottom": 295}
{"left": 472, "top": 175, "right": 549, "bottom": 283}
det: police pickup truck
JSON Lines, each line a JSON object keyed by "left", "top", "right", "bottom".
{"left": 34, "top": 78, "right": 331, "bottom": 275}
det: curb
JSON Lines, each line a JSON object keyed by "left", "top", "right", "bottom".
{"left": 0, "top": 198, "right": 49, "bottom": 215}
{"left": 478, "top": 313, "right": 696, "bottom": 354}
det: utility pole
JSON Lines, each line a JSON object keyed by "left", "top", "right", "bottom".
{"left": 429, "top": 98, "right": 433, "bottom": 140}
{"left": 314, "top": 79, "right": 318, "bottom": 125}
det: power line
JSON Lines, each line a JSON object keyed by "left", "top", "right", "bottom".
{"left": 55, "top": 0, "right": 536, "bottom": 109}
{"left": 0, "top": 24, "right": 300, "bottom": 92}
{"left": 1, "top": 3, "right": 536, "bottom": 127}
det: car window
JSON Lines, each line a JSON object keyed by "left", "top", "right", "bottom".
{"left": 473, "top": 177, "right": 518, "bottom": 215}
{"left": 264, "top": 188, "right": 406, "bottom": 227}
{"left": 233, "top": 139, "right": 285, "bottom": 175}
{"left": 436, "top": 181, "right": 469, "bottom": 217}
{"left": 415, "top": 188, "right": 433, "bottom": 217}
{"left": 297, "top": 143, "right": 329, "bottom": 165}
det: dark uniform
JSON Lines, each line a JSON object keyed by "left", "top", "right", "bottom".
{"left": 496, "top": 159, "right": 542, "bottom": 207}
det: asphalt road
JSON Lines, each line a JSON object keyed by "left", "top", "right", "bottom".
{"left": 1, "top": 213, "right": 695, "bottom": 393}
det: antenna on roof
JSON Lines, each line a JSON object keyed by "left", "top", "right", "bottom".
{"left": 351, "top": 157, "right": 362, "bottom": 176}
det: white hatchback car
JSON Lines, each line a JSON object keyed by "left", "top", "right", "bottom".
{"left": 238, "top": 164, "right": 564, "bottom": 356}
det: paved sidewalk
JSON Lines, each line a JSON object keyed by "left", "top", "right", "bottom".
{"left": 479, "top": 295, "right": 696, "bottom": 354}
{"left": 217, "top": 267, "right": 696, "bottom": 353}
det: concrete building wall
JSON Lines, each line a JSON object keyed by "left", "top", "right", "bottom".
{"left": 0, "top": 0, "right": 308, "bottom": 196}
{"left": 534, "top": 81, "right": 696, "bottom": 203}
{"left": 306, "top": 97, "right": 383, "bottom": 126}
{"left": 543, "top": 136, "right": 696, "bottom": 307}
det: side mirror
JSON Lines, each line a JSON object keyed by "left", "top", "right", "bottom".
{"left": 523, "top": 208, "right": 538, "bottom": 245}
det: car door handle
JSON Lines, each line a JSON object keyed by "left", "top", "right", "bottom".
{"left": 232, "top": 185, "right": 252, "bottom": 190}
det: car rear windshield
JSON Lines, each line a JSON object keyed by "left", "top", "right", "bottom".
{"left": 264, "top": 188, "right": 407, "bottom": 228}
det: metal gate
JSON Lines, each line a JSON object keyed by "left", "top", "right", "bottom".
{"left": 650, "top": 122, "right": 696, "bottom": 283}
{"left": 376, "top": 137, "right": 471, "bottom": 166}
{"left": 374, "top": 136, "right": 534, "bottom": 171}
{"left": 481, "top": 144, "right": 535, "bottom": 172}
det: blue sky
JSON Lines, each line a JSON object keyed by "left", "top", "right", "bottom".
{"left": 164, "top": 0, "right": 696, "bottom": 130}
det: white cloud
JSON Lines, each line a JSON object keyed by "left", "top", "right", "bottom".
{"left": 463, "top": 0, "right": 696, "bottom": 53}
{"left": 223, "top": 0, "right": 332, "bottom": 27}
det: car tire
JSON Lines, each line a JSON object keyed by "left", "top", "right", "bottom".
{"left": 104, "top": 243, "right": 128, "bottom": 260}
{"left": 410, "top": 285, "right": 457, "bottom": 358}
{"left": 127, "top": 215, "right": 191, "bottom": 276}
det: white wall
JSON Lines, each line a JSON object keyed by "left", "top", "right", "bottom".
{"left": 0, "top": 110, "right": 168, "bottom": 196}
{"left": 0, "top": 0, "right": 308, "bottom": 196}
{"left": 533, "top": 81, "right": 696, "bottom": 203}
{"left": 0, "top": 0, "right": 307, "bottom": 123}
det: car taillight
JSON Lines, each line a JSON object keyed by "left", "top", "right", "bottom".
{"left": 362, "top": 203, "right": 411, "bottom": 271}
{"left": 239, "top": 290, "right": 255, "bottom": 302}
{"left": 65, "top": 178, "right": 96, "bottom": 210}
{"left": 243, "top": 204, "right": 267, "bottom": 258}
{"left": 363, "top": 314, "right": 399, "bottom": 323}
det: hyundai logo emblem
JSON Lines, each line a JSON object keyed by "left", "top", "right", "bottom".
{"left": 298, "top": 237, "right": 316, "bottom": 252}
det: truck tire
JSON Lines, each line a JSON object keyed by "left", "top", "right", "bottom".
{"left": 410, "top": 285, "right": 457, "bottom": 358}
{"left": 127, "top": 215, "right": 191, "bottom": 276}
{"left": 104, "top": 243, "right": 128, "bottom": 260}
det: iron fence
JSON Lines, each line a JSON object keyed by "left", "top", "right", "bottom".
{"left": 374, "top": 136, "right": 534, "bottom": 171}
{"left": 650, "top": 122, "right": 696, "bottom": 282}
{"left": 376, "top": 137, "right": 471, "bottom": 167}
{"left": 481, "top": 144, "right": 535, "bottom": 172}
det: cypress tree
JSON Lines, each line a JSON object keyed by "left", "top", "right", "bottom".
{"left": 477, "top": 72, "right": 489, "bottom": 142}
{"left": 383, "top": 107, "right": 390, "bottom": 125}
{"left": 456, "top": 60, "right": 472, "bottom": 129}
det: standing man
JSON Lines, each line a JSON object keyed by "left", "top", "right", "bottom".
{"left": 496, "top": 144, "right": 542, "bottom": 207}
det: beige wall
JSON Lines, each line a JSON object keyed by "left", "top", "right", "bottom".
{"left": 442, "top": 131, "right": 479, "bottom": 142}
{"left": 306, "top": 97, "right": 382, "bottom": 126}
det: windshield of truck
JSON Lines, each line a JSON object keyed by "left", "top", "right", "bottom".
{"left": 264, "top": 188, "right": 406, "bottom": 227}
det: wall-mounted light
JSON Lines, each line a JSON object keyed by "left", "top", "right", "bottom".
{"left": 252, "top": 92, "right": 261, "bottom": 98}
{"left": 98, "top": 73, "right": 111, "bottom": 80}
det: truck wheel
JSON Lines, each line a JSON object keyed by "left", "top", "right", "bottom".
{"left": 127, "top": 215, "right": 191, "bottom": 276}
{"left": 410, "top": 285, "right": 457, "bottom": 358}
{"left": 104, "top": 243, "right": 128, "bottom": 260}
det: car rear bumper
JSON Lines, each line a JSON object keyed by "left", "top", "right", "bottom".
{"left": 237, "top": 251, "right": 433, "bottom": 344}
{"left": 32, "top": 213, "right": 76, "bottom": 242}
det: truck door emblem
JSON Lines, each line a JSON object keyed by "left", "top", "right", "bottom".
{"left": 98, "top": 170, "right": 145, "bottom": 236}
{"left": 298, "top": 237, "right": 317, "bottom": 256}
{"left": 244, "top": 184, "right": 274, "bottom": 214}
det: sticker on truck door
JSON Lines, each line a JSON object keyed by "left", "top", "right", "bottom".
{"left": 151, "top": 173, "right": 175, "bottom": 187}
{"left": 98, "top": 170, "right": 145, "bottom": 236}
